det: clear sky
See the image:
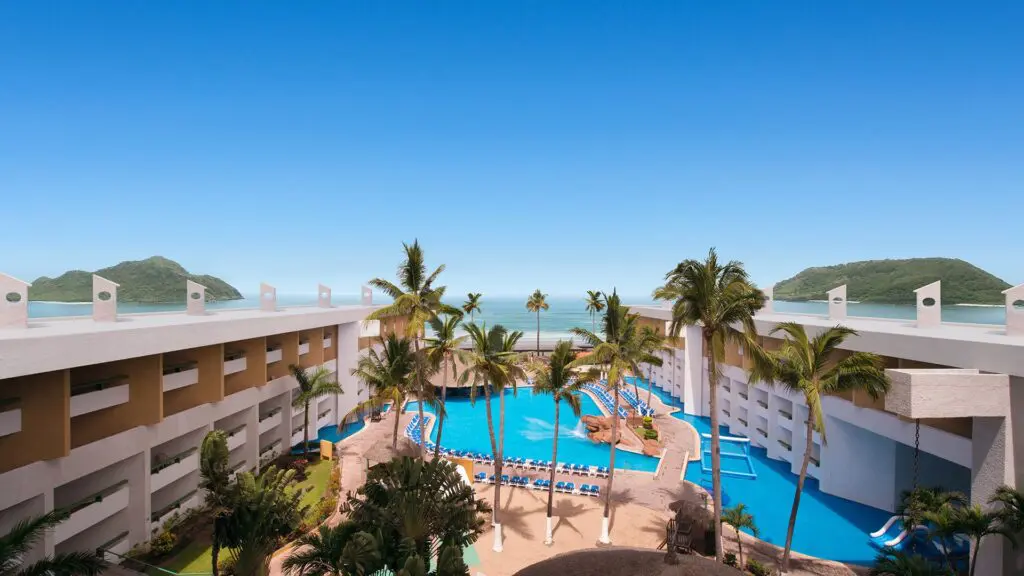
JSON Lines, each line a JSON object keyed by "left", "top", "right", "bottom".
{"left": 2, "top": 1, "right": 1022, "bottom": 298}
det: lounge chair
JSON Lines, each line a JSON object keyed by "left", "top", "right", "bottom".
{"left": 533, "top": 479, "right": 545, "bottom": 488}
{"left": 500, "top": 475, "right": 510, "bottom": 484}
{"left": 488, "top": 475, "right": 495, "bottom": 484}
{"left": 565, "top": 482, "right": 576, "bottom": 494}
{"left": 474, "top": 472, "right": 486, "bottom": 482}
{"left": 555, "top": 481, "right": 566, "bottom": 493}
{"left": 589, "top": 485, "right": 600, "bottom": 497}
{"left": 581, "top": 483, "right": 591, "bottom": 494}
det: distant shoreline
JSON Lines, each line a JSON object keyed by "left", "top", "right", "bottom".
{"left": 955, "top": 303, "right": 1003, "bottom": 308}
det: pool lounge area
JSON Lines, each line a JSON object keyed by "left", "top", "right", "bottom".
{"left": 631, "top": 377, "right": 893, "bottom": 565}
{"left": 290, "top": 418, "right": 366, "bottom": 455}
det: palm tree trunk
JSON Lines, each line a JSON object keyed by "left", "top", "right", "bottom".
{"left": 545, "top": 400, "right": 560, "bottom": 545}
{"left": 782, "top": 414, "right": 815, "bottom": 571}
{"left": 706, "top": 334, "right": 724, "bottom": 562}
{"left": 303, "top": 399, "right": 311, "bottom": 459}
{"left": 483, "top": 382, "right": 503, "bottom": 552}
{"left": 413, "top": 337, "right": 426, "bottom": 456}
{"left": 536, "top": 311, "right": 541, "bottom": 354}
{"left": 599, "top": 383, "right": 619, "bottom": 544}
{"left": 392, "top": 400, "right": 401, "bottom": 449}
{"left": 735, "top": 527, "right": 744, "bottom": 568}
{"left": 211, "top": 535, "right": 220, "bottom": 576}
{"left": 434, "top": 361, "right": 449, "bottom": 458}
{"left": 646, "top": 365, "right": 653, "bottom": 407}
{"left": 592, "top": 312, "right": 595, "bottom": 334}
{"left": 969, "top": 538, "right": 982, "bottom": 576}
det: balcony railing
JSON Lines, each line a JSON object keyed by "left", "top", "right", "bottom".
{"left": 778, "top": 440, "right": 792, "bottom": 451}
{"left": 810, "top": 456, "right": 821, "bottom": 467}
{"left": 323, "top": 337, "right": 332, "bottom": 348}
{"left": 721, "top": 409, "right": 731, "bottom": 417}
{"left": 738, "top": 392, "right": 749, "bottom": 400}
{"left": 151, "top": 447, "right": 198, "bottom": 474}
{"left": 258, "top": 408, "right": 283, "bottom": 434}
{"left": 150, "top": 489, "right": 199, "bottom": 534}
{"left": 224, "top": 350, "right": 247, "bottom": 376}
{"left": 162, "top": 361, "right": 199, "bottom": 392}
{"left": 298, "top": 341, "right": 310, "bottom": 355}
{"left": 317, "top": 409, "right": 331, "bottom": 419}
{"left": 755, "top": 428, "right": 768, "bottom": 437}
{"left": 226, "top": 425, "right": 246, "bottom": 451}
{"left": 779, "top": 409, "right": 793, "bottom": 420}
{"left": 737, "top": 418, "right": 748, "bottom": 427}
{"left": 756, "top": 400, "right": 768, "bottom": 409}
{"left": 266, "top": 346, "right": 283, "bottom": 364}
{"left": 70, "top": 376, "right": 130, "bottom": 417}
{"left": 150, "top": 447, "right": 199, "bottom": 492}
{"left": 54, "top": 480, "right": 130, "bottom": 543}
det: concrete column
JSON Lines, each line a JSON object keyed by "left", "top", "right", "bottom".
{"left": 276, "top": 392, "right": 293, "bottom": 455}
{"left": 971, "top": 416, "right": 1014, "bottom": 576}
{"left": 245, "top": 405, "right": 260, "bottom": 473}
{"left": 682, "top": 325, "right": 704, "bottom": 416}
{"left": 335, "top": 322, "right": 364, "bottom": 423}
{"left": 126, "top": 451, "right": 149, "bottom": 546}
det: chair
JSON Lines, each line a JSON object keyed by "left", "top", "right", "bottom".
{"left": 581, "top": 484, "right": 591, "bottom": 494}
{"left": 488, "top": 475, "right": 495, "bottom": 484}
{"left": 533, "top": 479, "right": 545, "bottom": 488}
{"left": 555, "top": 481, "right": 566, "bottom": 493}
{"left": 501, "top": 475, "right": 510, "bottom": 484}
{"left": 565, "top": 482, "right": 576, "bottom": 494}
{"left": 589, "top": 485, "right": 600, "bottom": 497}
{"left": 474, "top": 472, "right": 486, "bottom": 482}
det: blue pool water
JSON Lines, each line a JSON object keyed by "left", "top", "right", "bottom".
{"left": 407, "top": 387, "right": 661, "bottom": 473}
{"left": 630, "top": 377, "right": 891, "bottom": 565}
{"left": 290, "top": 419, "right": 366, "bottom": 454}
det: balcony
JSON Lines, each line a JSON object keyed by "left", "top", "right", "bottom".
{"left": 54, "top": 481, "right": 130, "bottom": 544}
{"left": 778, "top": 439, "right": 792, "bottom": 452}
{"left": 98, "top": 531, "right": 130, "bottom": 560}
{"left": 266, "top": 347, "right": 283, "bottom": 364}
{"left": 756, "top": 400, "right": 768, "bottom": 411}
{"left": 738, "top": 392, "right": 749, "bottom": 400}
{"left": 228, "top": 461, "right": 249, "bottom": 481}
{"left": 323, "top": 337, "right": 332, "bottom": 349}
{"left": 737, "top": 418, "right": 748, "bottom": 427}
{"left": 70, "top": 376, "right": 130, "bottom": 417}
{"left": 755, "top": 427, "right": 768, "bottom": 438}
{"left": 316, "top": 409, "right": 332, "bottom": 429}
{"left": 291, "top": 427, "right": 304, "bottom": 447}
{"left": 162, "top": 362, "right": 199, "bottom": 392}
{"left": 224, "top": 351, "right": 247, "bottom": 376}
{"left": 258, "top": 407, "right": 282, "bottom": 435}
{"left": 298, "top": 341, "right": 310, "bottom": 356}
{"left": 226, "top": 425, "right": 247, "bottom": 451}
{"left": 778, "top": 409, "right": 793, "bottom": 421}
{"left": 0, "top": 398, "right": 22, "bottom": 437}
{"left": 322, "top": 359, "right": 338, "bottom": 374}
{"left": 150, "top": 490, "right": 200, "bottom": 535}
{"left": 259, "top": 440, "right": 282, "bottom": 464}
{"left": 150, "top": 448, "right": 199, "bottom": 492}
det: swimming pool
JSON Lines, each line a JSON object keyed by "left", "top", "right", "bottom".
{"left": 290, "top": 419, "right": 366, "bottom": 454}
{"left": 407, "top": 387, "right": 661, "bottom": 473}
{"left": 630, "top": 377, "right": 890, "bottom": 565}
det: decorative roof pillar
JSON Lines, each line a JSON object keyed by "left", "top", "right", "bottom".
{"left": 827, "top": 285, "right": 847, "bottom": 320}
{"left": 361, "top": 285, "right": 373, "bottom": 306}
{"left": 318, "top": 284, "right": 332, "bottom": 308}
{"left": 914, "top": 281, "right": 941, "bottom": 328}
{"left": 186, "top": 280, "right": 207, "bottom": 316}
{"left": 1003, "top": 284, "right": 1024, "bottom": 337}
{"left": 92, "top": 275, "right": 119, "bottom": 322}
{"left": 763, "top": 284, "right": 774, "bottom": 314}
{"left": 0, "top": 273, "right": 31, "bottom": 328}
{"left": 260, "top": 283, "right": 277, "bottom": 312}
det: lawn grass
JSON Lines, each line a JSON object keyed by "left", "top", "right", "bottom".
{"left": 295, "top": 459, "right": 333, "bottom": 518}
{"left": 159, "top": 537, "right": 215, "bottom": 575}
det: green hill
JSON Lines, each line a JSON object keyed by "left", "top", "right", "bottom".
{"left": 30, "top": 256, "right": 243, "bottom": 303}
{"left": 773, "top": 258, "right": 1011, "bottom": 305}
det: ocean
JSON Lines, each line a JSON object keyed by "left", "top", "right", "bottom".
{"left": 25, "top": 295, "right": 1007, "bottom": 337}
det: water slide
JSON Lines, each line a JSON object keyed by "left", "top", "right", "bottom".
{"left": 869, "top": 516, "right": 925, "bottom": 548}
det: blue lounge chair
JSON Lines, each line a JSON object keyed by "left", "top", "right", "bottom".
{"left": 555, "top": 481, "right": 566, "bottom": 493}
{"left": 501, "top": 475, "right": 510, "bottom": 484}
{"left": 565, "top": 482, "right": 576, "bottom": 494}
{"left": 488, "top": 475, "right": 495, "bottom": 483}
{"left": 589, "top": 485, "right": 600, "bottom": 497}
{"left": 581, "top": 484, "right": 591, "bottom": 494}
{"left": 475, "top": 472, "right": 486, "bottom": 482}
{"left": 533, "top": 479, "right": 545, "bottom": 488}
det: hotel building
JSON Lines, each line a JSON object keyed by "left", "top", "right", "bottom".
{"left": 0, "top": 276, "right": 378, "bottom": 565}
{"left": 633, "top": 282, "right": 1024, "bottom": 576}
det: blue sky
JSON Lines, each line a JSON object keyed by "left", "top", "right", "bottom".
{"left": 2, "top": 1, "right": 1022, "bottom": 298}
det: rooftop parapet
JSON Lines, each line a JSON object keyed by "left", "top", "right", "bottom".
{"left": 92, "top": 275, "right": 119, "bottom": 322}
{"left": 318, "top": 284, "right": 332, "bottom": 308}
{"left": 361, "top": 285, "right": 373, "bottom": 306}
{"left": 914, "top": 281, "right": 941, "bottom": 328}
{"left": 827, "top": 285, "right": 847, "bottom": 320}
{"left": 260, "top": 283, "right": 277, "bottom": 312}
{"left": 1004, "top": 283, "right": 1024, "bottom": 337}
{"left": 762, "top": 284, "right": 774, "bottom": 313}
{"left": 0, "top": 273, "right": 31, "bottom": 329}
{"left": 186, "top": 280, "right": 207, "bottom": 316}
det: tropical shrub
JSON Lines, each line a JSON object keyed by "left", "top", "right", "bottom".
{"left": 723, "top": 552, "right": 738, "bottom": 567}
{"left": 746, "top": 558, "right": 772, "bottom": 576}
{"left": 217, "top": 554, "right": 236, "bottom": 576}
{"left": 149, "top": 530, "right": 177, "bottom": 556}
{"left": 643, "top": 429, "right": 659, "bottom": 440}
{"left": 642, "top": 416, "right": 653, "bottom": 429}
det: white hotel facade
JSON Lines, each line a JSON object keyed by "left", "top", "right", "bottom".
{"left": 0, "top": 276, "right": 378, "bottom": 566}
{"left": 633, "top": 282, "right": 1024, "bottom": 576}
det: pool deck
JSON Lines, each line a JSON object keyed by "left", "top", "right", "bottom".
{"left": 269, "top": 389, "right": 868, "bottom": 576}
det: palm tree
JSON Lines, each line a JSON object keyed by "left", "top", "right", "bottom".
{"left": 584, "top": 290, "right": 604, "bottom": 333}
{"left": 722, "top": 503, "right": 758, "bottom": 568}
{"left": 348, "top": 456, "right": 490, "bottom": 573}
{"left": 221, "top": 466, "right": 308, "bottom": 576}
{"left": 869, "top": 549, "right": 953, "bottom": 576}
{"left": 525, "top": 289, "right": 549, "bottom": 355}
{"left": 350, "top": 334, "right": 416, "bottom": 449}
{"left": 367, "top": 240, "right": 460, "bottom": 455}
{"left": 423, "top": 314, "right": 467, "bottom": 458}
{"left": 745, "top": 323, "right": 890, "bottom": 571}
{"left": 944, "top": 504, "right": 1016, "bottom": 576}
{"left": 897, "top": 487, "right": 967, "bottom": 556}
{"left": 652, "top": 249, "right": 766, "bottom": 560}
{"left": 282, "top": 523, "right": 383, "bottom": 576}
{"left": 991, "top": 484, "right": 1024, "bottom": 532}
{"left": 0, "top": 511, "right": 106, "bottom": 576}
{"left": 569, "top": 290, "right": 663, "bottom": 544}
{"left": 457, "top": 322, "right": 525, "bottom": 552}
{"left": 290, "top": 365, "right": 344, "bottom": 459}
{"left": 200, "top": 429, "right": 232, "bottom": 576}
{"left": 463, "top": 293, "right": 482, "bottom": 322}
{"left": 530, "top": 340, "right": 597, "bottom": 545}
